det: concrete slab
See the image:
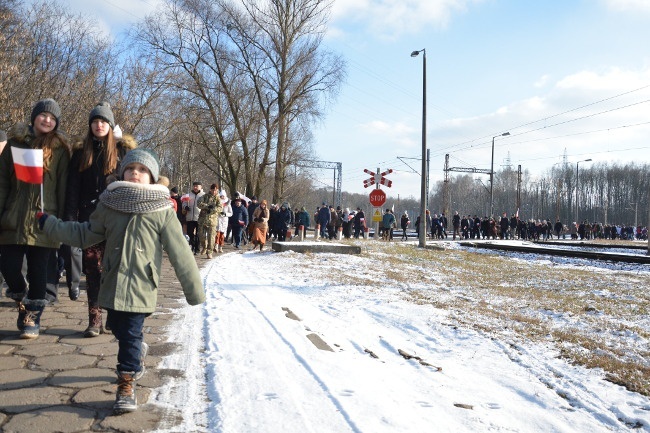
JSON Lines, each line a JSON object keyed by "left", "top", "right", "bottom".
{"left": 272, "top": 241, "right": 361, "bottom": 254}
{"left": 0, "top": 386, "right": 74, "bottom": 414}
{"left": 2, "top": 405, "right": 96, "bottom": 433}
{"left": 33, "top": 353, "right": 98, "bottom": 371}
{"left": 0, "top": 369, "right": 49, "bottom": 390}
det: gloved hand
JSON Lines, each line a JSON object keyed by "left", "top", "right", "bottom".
{"left": 36, "top": 212, "right": 49, "bottom": 230}
{"left": 208, "top": 205, "right": 215, "bottom": 211}
{"left": 220, "top": 211, "right": 226, "bottom": 216}
{"left": 183, "top": 205, "right": 190, "bottom": 211}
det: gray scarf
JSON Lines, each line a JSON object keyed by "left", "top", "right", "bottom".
{"left": 99, "top": 181, "right": 172, "bottom": 214}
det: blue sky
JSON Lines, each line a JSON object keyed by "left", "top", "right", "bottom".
{"left": 56, "top": 0, "right": 650, "bottom": 199}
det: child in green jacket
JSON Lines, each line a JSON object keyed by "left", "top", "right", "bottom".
{"left": 39, "top": 148, "right": 205, "bottom": 414}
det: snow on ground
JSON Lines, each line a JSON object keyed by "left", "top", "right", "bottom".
{"left": 152, "top": 244, "right": 650, "bottom": 433}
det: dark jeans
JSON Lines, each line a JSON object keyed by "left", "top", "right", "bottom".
{"left": 60, "top": 244, "right": 82, "bottom": 289}
{"left": 106, "top": 309, "right": 147, "bottom": 373}
{"left": 1, "top": 245, "right": 56, "bottom": 303}
{"left": 231, "top": 225, "right": 243, "bottom": 247}
{"left": 186, "top": 221, "right": 199, "bottom": 252}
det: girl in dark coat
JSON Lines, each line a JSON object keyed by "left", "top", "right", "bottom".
{"left": 64, "top": 102, "right": 136, "bottom": 337}
{"left": 0, "top": 98, "right": 70, "bottom": 339}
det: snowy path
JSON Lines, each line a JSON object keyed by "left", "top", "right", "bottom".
{"left": 153, "top": 250, "right": 650, "bottom": 433}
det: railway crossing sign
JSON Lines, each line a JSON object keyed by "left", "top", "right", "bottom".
{"left": 363, "top": 168, "right": 393, "bottom": 188}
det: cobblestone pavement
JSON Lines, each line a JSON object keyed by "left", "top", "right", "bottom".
{"left": 0, "top": 254, "right": 211, "bottom": 433}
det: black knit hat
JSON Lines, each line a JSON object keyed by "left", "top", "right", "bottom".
{"left": 31, "top": 98, "right": 61, "bottom": 130}
{"left": 89, "top": 101, "right": 115, "bottom": 129}
{"left": 119, "top": 149, "right": 160, "bottom": 182}
{"left": 0, "top": 130, "right": 6, "bottom": 142}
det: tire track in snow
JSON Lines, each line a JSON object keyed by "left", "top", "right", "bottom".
{"left": 202, "top": 252, "right": 362, "bottom": 433}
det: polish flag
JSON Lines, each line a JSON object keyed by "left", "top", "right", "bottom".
{"left": 11, "top": 147, "right": 43, "bottom": 184}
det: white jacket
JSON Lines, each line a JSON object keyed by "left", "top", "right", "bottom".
{"left": 218, "top": 200, "right": 233, "bottom": 232}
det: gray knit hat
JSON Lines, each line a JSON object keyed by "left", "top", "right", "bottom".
{"left": 119, "top": 149, "right": 160, "bottom": 183}
{"left": 31, "top": 98, "right": 61, "bottom": 129}
{"left": 88, "top": 101, "right": 115, "bottom": 129}
{"left": 0, "top": 130, "right": 6, "bottom": 142}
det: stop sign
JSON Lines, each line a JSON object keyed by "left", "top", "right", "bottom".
{"left": 369, "top": 189, "right": 386, "bottom": 207}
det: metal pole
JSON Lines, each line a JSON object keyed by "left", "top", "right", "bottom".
{"left": 575, "top": 159, "right": 591, "bottom": 223}
{"left": 420, "top": 51, "right": 427, "bottom": 248}
{"left": 490, "top": 136, "right": 495, "bottom": 218}
{"left": 411, "top": 49, "right": 427, "bottom": 248}
{"left": 489, "top": 132, "right": 509, "bottom": 219}
{"left": 575, "top": 161, "right": 579, "bottom": 224}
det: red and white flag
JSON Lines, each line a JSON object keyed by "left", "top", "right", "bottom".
{"left": 11, "top": 147, "right": 43, "bottom": 184}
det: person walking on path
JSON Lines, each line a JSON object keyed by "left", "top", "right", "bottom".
{"left": 381, "top": 208, "right": 396, "bottom": 241}
{"left": 197, "top": 183, "right": 223, "bottom": 259}
{"left": 353, "top": 207, "right": 365, "bottom": 238}
{"left": 295, "top": 206, "right": 310, "bottom": 239}
{"left": 275, "top": 202, "right": 293, "bottom": 242}
{"left": 452, "top": 211, "right": 461, "bottom": 240}
{"left": 250, "top": 199, "right": 270, "bottom": 250}
{"left": 229, "top": 196, "right": 248, "bottom": 249}
{"left": 39, "top": 148, "right": 205, "bottom": 414}
{"left": 65, "top": 102, "right": 137, "bottom": 337}
{"left": 0, "top": 98, "right": 70, "bottom": 339}
{"left": 317, "top": 203, "right": 330, "bottom": 238}
{"left": 215, "top": 190, "right": 232, "bottom": 253}
{"left": 184, "top": 181, "right": 204, "bottom": 254}
{"left": 400, "top": 211, "right": 410, "bottom": 240}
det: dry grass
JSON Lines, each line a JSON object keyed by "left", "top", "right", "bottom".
{"left": 343, "top": 240, "right": 650, "bottom": 397}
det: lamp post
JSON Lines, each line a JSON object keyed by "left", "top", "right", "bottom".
{"left": 489, "top": 132, "right": 510, "bottom": 218}
{"left": 575, "top": 158, "right": 592, "bottom": 223}
{"left": 411, "top": 48, "right": 427, "bottom": 248}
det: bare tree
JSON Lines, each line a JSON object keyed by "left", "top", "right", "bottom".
{"left": 228, "top": 0, "right": 345, "bottom": 203}
{"left": 133, "top": 0, "right": 344, "bottom": 201}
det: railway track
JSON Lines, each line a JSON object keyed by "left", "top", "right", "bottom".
{"left": 459, "top": 240, "right": 650, "bottom": 264}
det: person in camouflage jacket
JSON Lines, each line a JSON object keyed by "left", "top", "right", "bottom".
{"left": 197, "top": 183, "right": 223, "bottom": 258}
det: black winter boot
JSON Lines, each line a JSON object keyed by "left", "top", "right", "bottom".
{"left": 20, "top": 304, "right": 45, "bottom": 339}
{"left": 113, "top": 371, "right": 137, "bottom": 414}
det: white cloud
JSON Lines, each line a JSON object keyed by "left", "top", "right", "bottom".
{"left": 602, "top": 0, "right": 650, "bottom": 13}
{"left": 331, "top": 0, "right": 482, "bottom": 39}
{"left": 556, "top": 67, "right": 650, "bottom": 91}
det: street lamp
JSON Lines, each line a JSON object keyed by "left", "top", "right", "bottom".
{"left": 411, "top": 48, "right": 427, "bottom": 248}
{"left": 490, "top": 132, "right": 510, "bottom": 218}
{"left": 575, "top": 158, "right": 592, "bottom": 223}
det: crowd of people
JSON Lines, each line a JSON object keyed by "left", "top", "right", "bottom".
{"left": 407, "top": 210, "right": 649, "bottom": 242}
{"left": 171, "top": 197, "right": 372, "bottom": 250}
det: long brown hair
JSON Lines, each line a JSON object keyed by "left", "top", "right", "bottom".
{"left": 79, "top": 127, "right": 118, "bottom": 174}
{"left": 32, "top": 131, "right": 67, "bottom": 172}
